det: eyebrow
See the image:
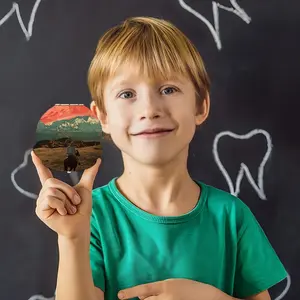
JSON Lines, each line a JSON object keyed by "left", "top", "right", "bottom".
{"left": 110, "top": 80, "right": 131, "bottom": 92}
{"left": 109, "top": 77, "right": 186, "bottom": 92}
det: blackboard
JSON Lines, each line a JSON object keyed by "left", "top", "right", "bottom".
{"left": 0, "top": 0, "right": 298, "bottom": 299}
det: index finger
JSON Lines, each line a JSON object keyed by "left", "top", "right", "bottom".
{"left": 31, "top": 150, "right": 53, "bottom": 186}
{"left": 118, "top": 281, "right": 162, "bottom": 300}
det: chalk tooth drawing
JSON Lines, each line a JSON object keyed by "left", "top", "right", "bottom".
{"left": 0, "top": 0, "right": 43, "bottom": 41}
{"left": 274, "top": 273, "right": 291, "bottom": 300}
{"left": 213, "top": 129, "right": 272, "bottom": 200}
{"left": 11, "top": 148, "right": 79, "bottom": 199}
{"left": 11, "top": 148, "right": 38, "bottom": 199}
{"left": 178, "top": 0, "right": 251, "bottom": 50}
{"left": 28, "top": 295, "right": 54, "bottom": 300}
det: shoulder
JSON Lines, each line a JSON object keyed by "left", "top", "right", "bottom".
{"left": 90, "top": 178, "right": 120, "bottom": 220}
{"left": 197, "top": 180, "right": 253, "bottom": 232}
{"left": 92, "top": 180, "right": 115, "bottom": 206}
{"left": 199, "top": 181, "right": 248, "bottom": 214}
{"left": 92, "top": 182, "right": 112, "bottom": 200}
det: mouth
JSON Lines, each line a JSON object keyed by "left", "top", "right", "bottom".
{"left": 131, "top": 128, "right": 175, "bottom": 137}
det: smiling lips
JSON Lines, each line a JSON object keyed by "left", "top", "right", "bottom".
{"left": 131, "top": 127, "right": 174, "bottom": 137}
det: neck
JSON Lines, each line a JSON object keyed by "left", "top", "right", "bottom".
{"left": 116, "top": 148, "right": 200, "bottom": 215}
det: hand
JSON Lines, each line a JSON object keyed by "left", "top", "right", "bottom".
{"left": 118, "top": 278, "right": 229, "bottom": 300}
{"left": 31, "top": 150, "right": 101, "bottom": 240}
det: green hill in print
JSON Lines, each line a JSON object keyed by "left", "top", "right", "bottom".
{"left": 36, "top": 116, "right": 102, "bottom": 142}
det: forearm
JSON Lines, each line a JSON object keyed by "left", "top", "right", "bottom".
{"left": 55, "top": 235, "right": 97, "bottom": 300}
{"left": 214, "top": 288, "right": 241, "bottom": 300}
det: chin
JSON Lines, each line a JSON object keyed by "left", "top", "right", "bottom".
{"left": 132, "top": 149, "right": 183, "bottom": 166}
{"left": 120, "top": 141, "right": 190, "bottom": 166}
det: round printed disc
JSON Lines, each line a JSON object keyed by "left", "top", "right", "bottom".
{"left": 33, "top": 104, "right": 102, "bottom": 172}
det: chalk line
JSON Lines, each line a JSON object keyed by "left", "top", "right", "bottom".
{"left": 11, "top": 148, "right": 79, "bottom": 199}
{"left": 11, "top": 148, "right": 38, "bottom": 199}
{"left": 274, "top": 273, "right": 291, "bottom": 300}
{"left": 178, "top": 0, "right": 251, "bottom": 50}
{"left": 0, "top": 0, "right": 43, "bottom": 41}
{"left": 213, "top": 129, "right": 272, "bottom": 200}
{"left": 28, "top": 295, "right": 54, "bottom": 300}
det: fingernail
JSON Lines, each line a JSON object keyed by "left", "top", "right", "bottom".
{"left": 73, "top": 194, "right": 81, "bottom": 205}
{"left": 70, "top": 205, "right": 77, "bottom": 214}
{"left": 118, "top": 292, "right": 124, "bottom": 299}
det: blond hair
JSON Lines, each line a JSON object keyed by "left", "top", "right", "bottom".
{"left": 87, "top": 16, "right": 210, "bottom": 113}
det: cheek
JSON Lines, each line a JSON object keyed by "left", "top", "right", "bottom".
{"left": 107, "top": 104, "right": 132, "bottom": 133}
{"left": 175, "top": 105, "right": 196, "bottom": 126}
{"left": 175, "top": 107, "right": 197, "bottom": 139}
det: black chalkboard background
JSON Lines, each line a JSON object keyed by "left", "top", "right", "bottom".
{"left": 0, "top": 1, "right": 298, "bottom": 299}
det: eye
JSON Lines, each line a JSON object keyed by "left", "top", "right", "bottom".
{"left": 161, "top": 86, "right": 178, "bottom": 95}
{"left": 119, "top": 91, "right": 134, "bottom": 99}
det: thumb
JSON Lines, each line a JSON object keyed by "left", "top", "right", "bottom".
{"left": 75, "top": 158, "right": 101, "bottom": 191}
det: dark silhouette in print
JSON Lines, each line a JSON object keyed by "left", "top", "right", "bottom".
{"left": 64, "top": 145, "right": 80, "bottom": 172}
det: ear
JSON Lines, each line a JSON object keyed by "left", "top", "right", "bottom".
{"left": 90, "top": 101, "right": 110, "bottom": 134}
{"left": 195, "top": 93, "right": 210, "bottom": 126}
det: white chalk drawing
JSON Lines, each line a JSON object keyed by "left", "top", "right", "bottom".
{"left": 11, "top": 148, "right": 79, "bottom": 199}
{"left": 274, "top": 273, "right": 291, "bottom": 300}
{"left": 11, "top": 148, "right": 38, "bottom": 199}
{"left": 213, "top": 129, "right": 272, "bottom": 200}
{"left": 28, "top": 295, "right": 54, "bottom": 300}
{"left": 213, "top": 130, "right": 291, "bottom": 297}
{"left": 0, "top": 0, "right": 43, "bottom": 41}
{"left": 178, "top": 0, "right": 251, "bottom": 50}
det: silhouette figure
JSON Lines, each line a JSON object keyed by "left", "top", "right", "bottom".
{"left": 64, "top": 145, "right": 80, "bottom": 172}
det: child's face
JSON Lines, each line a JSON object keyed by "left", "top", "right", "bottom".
{"left": 92, "top": 64, "right": 209, "bottom": 165}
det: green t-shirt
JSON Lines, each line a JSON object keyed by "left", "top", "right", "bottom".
{"left": 90, "top": 178, "right": 287, "bottom": 300}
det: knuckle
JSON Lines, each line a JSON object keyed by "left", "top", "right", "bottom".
{"left": 48, "top": 186, "right": 57, "bottom": 193}
{"left": 49, "top": 187, "right": 64, "bottom": 198}
{"left": 65, "top": 199, "right": 73, "bottom": 208}
{"left": 45, "top": 195, "right": 53, "bottom": 204}
{"left": 47, "top": 187, "right": 58, "bottom": 196}
{"left": 44, "top": 177, "right": 59, "bottom": 187}
{"left": 46, "top": 195, "right": 57, "bottom": 206}
{"left": 45, "top": 193, "right": 52, "bottom": 201}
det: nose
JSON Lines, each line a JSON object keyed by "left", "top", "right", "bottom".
{"left": 137, "top": 91, "right": 164, "bottom": 120}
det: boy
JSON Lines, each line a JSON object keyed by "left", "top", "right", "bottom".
{"left": 32, "top": 16, "right": 287, "bottom": 300}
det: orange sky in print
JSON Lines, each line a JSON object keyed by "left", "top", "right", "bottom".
{"left": 40, "top": 104, "right": 97, "bottom": 125}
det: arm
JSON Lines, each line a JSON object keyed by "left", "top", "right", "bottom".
{"left": 245, "top": 290, "right": 271, "bottom": 300}
{"left": 214, "top": 289, "right": 270, "bottom": 300}
{"left": 55, "top": 235, "right": 104, "bottom": 300}
{"left": 218, "top": 288, "right": 270, "bottom": 300}
{"left": 95, "top": 287, "right": 104, "bottom": 300}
